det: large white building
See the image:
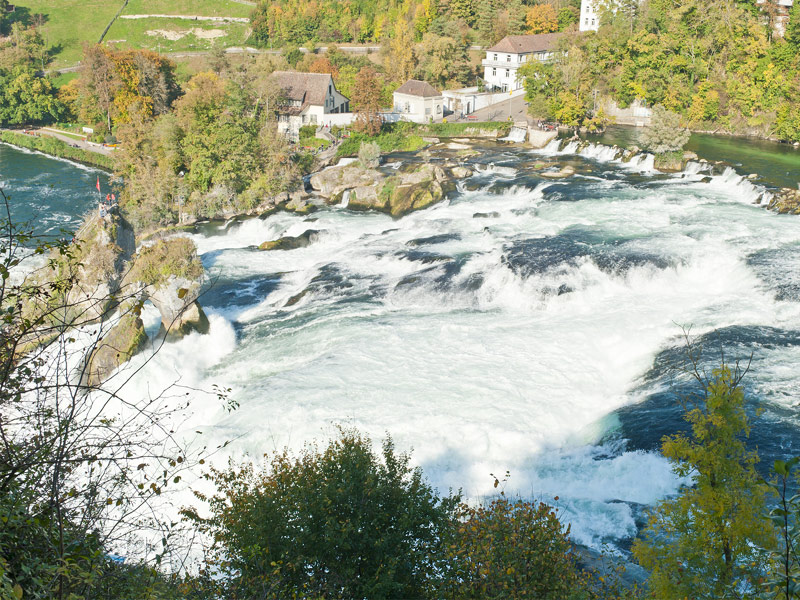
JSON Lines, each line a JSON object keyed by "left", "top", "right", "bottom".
{"left": 392, "top": 79, "right": 444, "bottom": 123}
{"left": 272, "top": 71, "right": 350, "bottom": 138}
{"left": 481, "top": 33, "right": 562, "bottom": 92}
{"left": 579, "top": 0, "right": 601, "bottom": 31}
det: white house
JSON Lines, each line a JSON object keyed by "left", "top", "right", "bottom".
{"left": 392, "top": 80, "right": 444, "bottom": 123}
{"left": 481, "top": 33, "right": 562, "bottom": 92}
{"left": 272, "top": 71, "right": 350, "bottom": 138}
{"left": 579, "top": 0, "right": 601, "bottom": 31}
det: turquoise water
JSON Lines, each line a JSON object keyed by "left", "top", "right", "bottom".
{"left": 588, "top": 125, "right": 800, "bottom": 189}
{"left": 0, "top": 142, "right": 111, "bottom": 238}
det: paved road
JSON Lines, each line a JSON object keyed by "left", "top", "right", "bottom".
{"left": 450, "top": 95, "right": 529, "bottom": 124}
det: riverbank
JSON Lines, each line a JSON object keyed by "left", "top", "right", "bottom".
{"left": 0, "top": 130, "right": 115, "bottom": 171}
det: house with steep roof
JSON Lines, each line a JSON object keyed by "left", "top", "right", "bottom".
{"left": 272, "top": 71, "right": 350, "bottom": 138}
{"left": 481, "top": 33, "right": 562, "bottom": 92}
{"left": 392, "top": 79, "right": 444, "bottom": 123}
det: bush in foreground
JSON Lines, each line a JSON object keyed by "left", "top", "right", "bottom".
{"left": 185, "top": 429, "right": 460, "bottom": 599}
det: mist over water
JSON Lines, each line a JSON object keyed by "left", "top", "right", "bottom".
{"left": 6, "top": 134, "right": 800, "bottom": 551}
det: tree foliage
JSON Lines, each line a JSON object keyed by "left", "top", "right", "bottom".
{"left": 632, "top": 362, "right": 776, "bottom": 599}
{"left": 438, "top": 482, "right": 582, "bottom": 599}
{"left": 527, "top": 4, "right": 558, "bottom": 34}
{"left": 640, "top": 104, "right": 690, "bottom": 154}
{"left": 352, "top": 66, "right": 383, "bottom": 135}
{"left": 186, "top": 429, "right": 460, "bottom": 599}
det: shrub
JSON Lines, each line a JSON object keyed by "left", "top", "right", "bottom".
{"left": 641, "top": 105, "right": 691, "bottom": 154}
{"left": 187, "top": 429, "right": 460, "bottom": 599}
{"left": 439, "top": 485, "right": 583, "bottom": 599}
{"left": 358, "top": 140, "right": 381, "bottom": 168}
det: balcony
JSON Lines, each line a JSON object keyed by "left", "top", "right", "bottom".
{"left": 481, "top": 60, "right": 522, "bottom": 69}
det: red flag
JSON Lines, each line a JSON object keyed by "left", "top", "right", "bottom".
{"left": 96, "top": 176, "right": 100, "bottom": 192}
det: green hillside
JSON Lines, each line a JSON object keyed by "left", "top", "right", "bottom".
{"left": 12, "top": 0, "right": 253, "bottom": 68}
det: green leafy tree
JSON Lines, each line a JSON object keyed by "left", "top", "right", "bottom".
{"left": 0, "top": 67, "right": 63, "bottom": 125}
{"left": 438, "top": 480, "right": 583, "bottom": 599}
{"left": 186, "top": 429, "right": 460, "bottom": 599}
{"left": 786, "top": 0, "right": 800, "bottom": 50}
{"left": 640, "top": 104, "right": 690, "bottom": 153}
{"left": 632, "top": 362, "right": 777, "bottom": 599}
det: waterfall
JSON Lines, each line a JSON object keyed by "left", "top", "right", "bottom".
{"left": 501, "top": 126, "right": 528, "bottom": 143}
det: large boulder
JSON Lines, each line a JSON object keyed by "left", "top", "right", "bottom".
{"left": 84, "top": 308, "right": 148, "bottom": 387}
{"left": 347, "top": 163, "right": 447, "bottom": 217}
{"left": 65, "top": 212, "right": 136, "bottom": 323}
{"left": 259, "top": 229, "right": 321, "bottom": 250}
{"left": 768, "top": 188, "right": 800, "bottom": 214}
{"left": 309, "top": 164, "right": 384, "bottom": 201}
{"left": 127, "top": 237, "right": 209, "bottom": 340}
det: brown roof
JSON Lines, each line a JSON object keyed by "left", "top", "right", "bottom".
{"left": 487, "top": 33, "right": 563, "bottom": 54}
{"left": 394, "top": 79, "right": 441, "bottom": 98}
{"left": 272, "top": 71, "right": 337, "bottom": 108}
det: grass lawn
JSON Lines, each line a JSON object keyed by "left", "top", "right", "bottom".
{"left": 12, "top": 0, "right": 124, "bottom": 68}
{"left": 122, "top": 0, "right": 252, "bottom": 18}
{"left": 12, "top": 0, "right": 253, "bottom": 69}
{"left": 105, "top": 18, "right": 250, "bottom": 55}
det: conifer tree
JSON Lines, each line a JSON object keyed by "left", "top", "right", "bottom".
{"left": 508, "top": 0, "right": 527, "bottom": 35}
{"left": 477, "top": 0, "right": 496, "bottom": 44}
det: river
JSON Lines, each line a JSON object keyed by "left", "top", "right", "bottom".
{"left": 2, "top": 131, "right": 800, "bottom": 552}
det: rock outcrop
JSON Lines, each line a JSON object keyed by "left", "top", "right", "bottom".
{"left": 84, "top": 308, "right": 148, "bottom": 387}
{"left": 259, "top": 229, "right": 321, "bottom": 250}
{"left": 309, "top": 164, "right": 384, "bottom": 200}
{"left": 310, "top": 162, "right": 449, "bottom": 217}
{"left": 540, "top": 165, "right": 576, "bottom": 179}
{"left": 127, "top": 237, "right": 209, "bottom": 341}
{"left": 65, "top": 212, "right": 136, "bottom": 323}
{"left": 768, "top": 188, "right": 800, "bottom": 214}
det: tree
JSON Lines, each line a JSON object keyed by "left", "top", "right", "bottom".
{"left": 351, "top": 66, "right": 383, "bottom": 135}
{"left": 415, "top": 33, "right": 472, "bottom": 89}
{"left": 527, "top": 4, "right": 558, "bottom": 34}
{"left": 640, "top": 104, "right": 690, "bottom": 153}
{"left": 786, "top": 0, "right": 800, "bottom": 49}
{"left": 386, "top": 20, "right": 416, "bottom": 83}
{"left": 308, "top": 55, "right": 338, "bottom": 77}
{"left": 0, "top": 67, "right": 63, "bottom": 125}
{"left": 508, "top": 0, "right": 527, "bottom": 35}
{"left": 186, "top": 429, "right": 460, "bottom": 599}
{"left": 632, "top": 359, "right": 777, "bottom": 599}
{"left": 438, "top": 481, "right": 583, "bottom": 599}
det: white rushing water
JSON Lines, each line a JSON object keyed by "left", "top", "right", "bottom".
{"left": 104, "top": 142, "right": 800, "bottom": 549}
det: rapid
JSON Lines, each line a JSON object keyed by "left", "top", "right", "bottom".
{"left": 3, "top": 132, "right": 800, "bottom": 551}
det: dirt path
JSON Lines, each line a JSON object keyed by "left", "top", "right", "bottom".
{"left": 119, "top": 14, "right": 250, "bottom": 22}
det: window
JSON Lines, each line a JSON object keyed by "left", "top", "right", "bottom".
{"left": 585, "top": 18, "right": 589, "bottom": 25}
{"left": 493, "top": 53, "right": 498, "bottom": 61}
{"left": 492, "top": 68, "right": 496, "bottom": 77}
{"left": 507, "top": 54, "right": 511, "bottom": 62}
{"left": 506, "top": 69, "right": 510, "bottom": 77}
{"left": 591, "top": 18, "right": 595, "bottom": 25}
{"left": 404, "top": 102, "right": 410, "bottom": 112}
{"left": 425, "top": 107, "right": 431, "bottom": 115}
{"left": 310, "top": 114, "right": 317, "bottom": 124}
{"left": 436, "top": 104, "right": 442, "bottom": 114}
